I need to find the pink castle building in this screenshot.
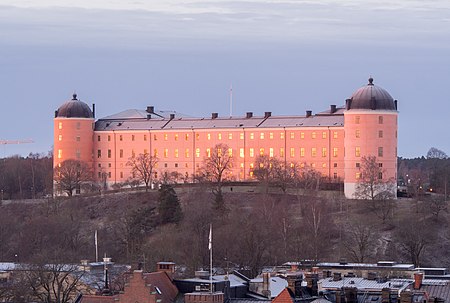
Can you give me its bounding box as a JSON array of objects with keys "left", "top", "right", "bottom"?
[{"left": 53, "top": 78, "right": 398, "bottom": 198}]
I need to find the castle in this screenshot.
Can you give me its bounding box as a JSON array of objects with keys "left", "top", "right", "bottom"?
[{"left": 53, "top": 78, "right": 398, "bottom": 198}]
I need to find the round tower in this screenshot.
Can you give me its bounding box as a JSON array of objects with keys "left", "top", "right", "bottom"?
[
  {"left": 343, "top": 78, "right": 398, "bottom": 199},
  {"left": 54, "top": 94, "right": 95, "bottom": 192}
]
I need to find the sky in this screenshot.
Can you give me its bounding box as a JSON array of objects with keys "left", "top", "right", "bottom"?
[{"left": 0, "top": 0, "right": 449, "bottom": 158}]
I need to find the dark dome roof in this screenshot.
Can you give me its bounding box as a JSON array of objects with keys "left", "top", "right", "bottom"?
[
  {"left": 56, "top": 94, "right": 93, "bottom": 118},
  {"left": 347, "top": 78, "right": 396, "bottom": 111}
]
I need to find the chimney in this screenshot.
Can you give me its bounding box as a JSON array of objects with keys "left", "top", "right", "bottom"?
[
  {"left": 323, "top": 270, "right": 332, "bottom": 278},
  {"left": 413, "top": 272, "right": 423, "bottom": 290},
  {"left": 212, "top": 113, "right": 218, "bottom": 119},
  {"left": 146, "top": 106, "right": 155, "bottom": 114},
  {"left": 246, "top": 112, "right": 253, "bottom": 118},
  {"left": 330, "top": 104, "right": 337, "bottom": 113},
  {"left": 306, "top": 110, "right": 312, "bottom": 117},
  {"left": 147, "top": 114, "right": 151, "bottom": 120},
  {"left": 55, "top": 110, "right": 58, "bottom": 118},
  {"left": 367, "top": 272, "right": 377, "bottom": 280},
  {"left": 170, "top": 113, "right": 175, "bottom": 120},
  {"left": 345, "top": 98, "right": 352, "bottom": 110},
  {"left": 264, "top": 112, "right": 271, "bottom": 118},
  {"left": 262, "top": 272, "right": 271, "bottom": 298},
  {"left": 344, "top": 287, "right": 357, "bottom": 303},
  {"left": 92, "top": 103, "right": 96, "bottom": 118},
  {"left": 333, "top": 272, "right": 342, "bottom": 281},
  {"left": 157, "top": 262, "right": 176, "bottom": 280},
  {"left": 290, "top": 264, "right": 298, "bottom": 272},
  {"left": 400, "top": 290, "right": 412, "bottom": 303},
  {"left": 394, "top": 100, "right": 398, "bottom": 110},
  {"left": 381, "top": 288, "right": 390, "bottom": 303}
]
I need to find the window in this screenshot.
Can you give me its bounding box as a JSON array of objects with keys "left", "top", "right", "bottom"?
[
  {"left": 378, "top": 163, "right": 383, "bottom": 168},
  {"left": 240, "top": 133, "right": 244, "bottom": 140},
  {"left": 378, "top": 147, "right": 383, "bottom": 157},
  {"left": 144, "top": 134, "right": 147, "bottom": 141},
  {"left": 206, "top": 148, "right": 211, "bottom": 158},
  {"left": 175, "top": 163, "right": 178, "bottom": 168},
  {"left": 269, "top": 148, "right": 274, "bottom": 157},
  {"left": 108, "top": 149, "right": 111, "bottom": 158},
  {"left": 322, "top": 132, "right": 327, "bottom": 139},
  {"left": 174, "top": 149, "right": 179, "bottom": 158},
  {"left": 76, "top": 136, "right": 80, "bottom": 142},
  {"left": 355, "top": 147, "right": 361, "bottom": 157},
  {"left": 228, "top": 133, "right": 233, "bottom": 140},
  {"left": 185, "top": 149, "right": 189, "bottom": 158},
  {"left": 269, "top": 132, "right": 273, "bottom": 139},
  {"left": 164, "top": 134, "right": 168, "bottom": 141},
  {"left": 108, "top": 172, "right": 111, "bottom": 178},
  {"left": 131, "top": 149, "right": 135, "bottom": 157},
  {"left": 228, "top": 148, "right": 233, "bottom": 157},
  {"left": 379, "top": 116, "right": 384, "bottom": 124},
  {"left": 175, "top": 134, "right": 179, "bottom": 141},
  {"left": 290, "top": 148, "right": 295, "bottom": 157},
  {"left": 196, "top": 133, "right": 200, "bottom": 140},
  {"left": 356, "top": 162, "right": 360, "bottom": 168},
  {"left": 120, "top": 149, "right": 123, "bottom": 158},
  {"left": 322, "top": 147, "right": 327, "bottom": 157},
  {"left": 280, "top": 132, "right": 284, "bottom": 139},
  {"left": 333, "top": 163, "right": 338, "bottom": 168},
  {"left": 260, "top": 132, "right": 265, "bottom": 139},
  {"left": 250, "top": 133, "right": 254, "bottom": 140},
  {"left": 333, "top": 147, "right": 338, "bottom": 157},
  {"left": 207, "top": 133, "right": 211, "bottom": 140},
  {"left": 164, "top": 149, "right": 168, "bottom": 158},
  {"left": 355, "top": 116, "right": 360, "bottom": 124},
  {"left": 58, "top": 149, "right": 62, "bottom": 159},
  {"left": 58, "top": 135, "right": 62, "bottom": 141},
  {"left": 300, "top": 147, "right": 305, "bottom": 157},
  {"left": 153, "top": 149, "right": 158, "bottom": 157},
  {"left": 218, "top": 133, "right": 222, "bottom": 140},
  {"left": 356, "top": 129, "right": 360, "bottom": 138},
  {"left": 97, "top": 150, "right": 101, "bottom": 158},
  {"left": 300, "top": 132, "right": 305, "bottom": 139},
  {"left": 378, "top": 172, "right": 383, "bottom": 179},
  {"left": 311, "top": 148, "right": 317, "bottom": 157},
  {"left": 378, "top": 130, "right": 383, "bottom": 138},
  {"left": 144, "top": 149, "right": 148, "bottom": 155},
  {"left": 333, "top": 131, "right": 338, "bottom": 139},
  {"left": 290, "top": 132, "right": 295, "bottom": 139},
  {"left": 196, "top": 148, "right": 200, "bottom": 158},
  {"left": 108, "top": 135, "right": 111, "bottom": 141},
  {"left": 356, "top": 172, "right": 361, "bottom": 179},
  {"left": 333, "top": 172, "right": 338, "bottom": 179},
  {"left": 58, "top": 122, "right": 63, "bottom": 129},
  {"left": 97, "top": 135, "right": 101, "bottom": 142},
  {"left": 120, "top": 172, "right": 123, "bottom": 178},
  {"left": 322, "top": 163, "right": 326, "bottom": 168},
  {"left": 280, "top": 148, "right": 284, "bottom": 157},
  {"left": 312, "top": 132, "right": 316, "bottom": 139},
  {"left": 154, "top": 134, "right": 157, "bottom": 141},
  {"left": 259, "top": 148, "right": 264, "bottom": 156},
  {"left": 119, "top": 135, "right": 123, "bottom": 141},
  {"left": 76, "top": 122, "right": 81, "bottom": 130},
  {"left": 250, "top": 148, "right": 254, "bottom": 157},
  {"left": 240, "top": 148, "right": 244, "bottom": 158}
]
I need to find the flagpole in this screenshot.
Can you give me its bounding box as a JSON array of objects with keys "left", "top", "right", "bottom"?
[
  {"left": 95, "top": 230, "right": 98, "bottom": 263},
  {"left": 209, "top": 223, "right": 213, "bottom": 293}
]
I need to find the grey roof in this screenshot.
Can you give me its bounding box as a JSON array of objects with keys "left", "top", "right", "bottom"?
[
  {"left": 250, "top": 276, "right": 288, "bottom": 297},
  {"left": 56, "top": 94, "right": 94, "bottom": 118},
  {"left": 95, "top": 112, "right": 344, "bottom": 132},
  {"left": 347, "top": 78, "right": 396, "bottom": 111},
  {"left": 318, "top": 277, "right": 410, "bottom": 291}
]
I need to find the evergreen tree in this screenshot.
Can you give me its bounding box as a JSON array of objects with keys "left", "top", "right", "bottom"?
[{"left": 158, "top": 185, "right": 183, "bottom": 224}]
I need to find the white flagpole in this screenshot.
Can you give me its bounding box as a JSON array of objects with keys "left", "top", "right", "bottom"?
[
  {"left": 229, "top": 84, "right": 233, "bottom": 117},
  {"left": 95, "top": 230, "right": 98, "bottom": 263},
  {"left": 209, "top": 224, "right": 213, "bottom": 293}
]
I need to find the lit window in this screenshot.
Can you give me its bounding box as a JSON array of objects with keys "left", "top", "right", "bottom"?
[
  {"left": 240, "top": 163, "right": 244, "bottom": 168},
  {"left": 312, "top": 132, "right": 316, "bottom": 139},
  {"left": 356, "top": 130, "right": 360, "bottom": 138},
  {"left": 378, "top": 147, "right": 383, "bottom": 157},
  {"left": 185, "top": 149, "right": 189, "bottom": 158},
  {"left": 259, "top": 148, "right": 264, "bottom": 156},
  {"left": 260, "top": 133, "right": 265, "bottom": 139},
  {"left": 207, "top": 133, "right": 211, "bottom": 140},
  {"left": 240, "top": 148, "right": 244, "bottom": 158},
  {"left": 379, "top": 130, "right": 383, "bottom": 138},
  {"left": 355, "top": 147, "right": 361, "bottom": 157},
  {"left": 355, "top": 116, "right": 360, "bottom": 124},
  {"left": 250, "top": 133, "right": 254, "bottom": 140},
  {"left": 97, "top": 150, "right": 101, "bottom": 158},
  {"left": 164, "top": 149, "right": 168, "bottom": 158},
  {"left": 206, "top": 148, "right": 211, "bottom": 158},
  {"left": 280, "top": 132, "right": 284, "bottom": 139},
  {"left": 290, "top": 148, "right": 295, "bottom": 157},
  {"left": 269, "top": 132, "right": 273, "bottom": 139},
  {"left": 333, "top": 147, "right": 338, "bottom": 157},
  {"left": 229, "top": 133, "right": 233, "bottom": 140},
  {"left": 322, "top": 163, "right": 326, "bottom": 168},
  {"left": 311, "top": 148, "right": 317, "bottom": 157},
  {"left": 175, "top": 134, "right": 179, "bottom": 141},
  {"left": 250, "top": 148, "right": 254, "bottom": 157},
  {"left": 240, "top": 133, "right": 244, "bottom": 140},
  {"left": 322, "top": 132, "right": 327, "bottom": 139},
  {"left": 196, "top": 148, "right": 200, "bottom": 158},
  {"left": 322, "top": 147, "right": 327, "bottom": 157},
  {"left": 218, "top": 133, "right": 222, "bottom": 140},
  {"left": 290, "top": 132, "right": 295, "bottom": 139},
  {"left": 249, "top": 163, "right": 254, "bottom": 169},
  {"left": 269, "top": 148, "right": 274, "bottom": 157},
  {"left": 228, "top": 148, "right": 233, "bottom": 157},
  {"left": 280, "top": 148, "right": 285, "bottom": 157},
  {"left": 175, "top": 149, "right": 179, "bottom": 158},
  {"left": 58, "top": 135, "right": 62, "bottom": 141},
  {"left": 164, "top": 134, "right": 168, "bottom": 141},
  {"left": 356, "top": 172, "right": 361, "bottom": 179},
  {"left": 108, "top": 149, "right": 111, "bottom": 158},
  {"left": 311, "top": 163, "right": 316, "bottom": 168},
  {"left": 300, "top": 147, "right": 305, "bottom": 157},
  {"left": 300, "top": 132, "right": 305, "bottom": 139},
  {"left": 58, "top": 149, "right": 62, "bottom": 159},
  {"left": 58, "top": 122, "right": 62, "bottom": 130},
  {"left": 196, "top": 133, "right": 200, "bottom": 140},
  {"left": 120, "top": 149, "right": 124, "bottom": 158},
  {"left": 144, "top": 149, "right": 148, "bottom": 155},
  {"left": 152, "top": 149, "right": 157, "bottom": 157},
  {"left": 379, "top": 116, "right": 383, "bottom": 124},
  {"left": 333, "top": 131, "right": 338, "bottom": 139},
  {"left": 185, "top": 134, "right": 189, "bottom": 141}
]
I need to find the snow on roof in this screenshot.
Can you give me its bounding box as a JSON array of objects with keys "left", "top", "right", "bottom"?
[{"left": 250, "top": 276, "right": 288, "bottom": 297}]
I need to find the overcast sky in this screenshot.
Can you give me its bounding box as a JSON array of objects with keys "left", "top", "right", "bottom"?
[{"left": 0, "top": 0, "right": 449, "bottom": 158}]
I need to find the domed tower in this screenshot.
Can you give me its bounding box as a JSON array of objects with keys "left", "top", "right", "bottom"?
[
  {"left": 54, "top": 94, "right": 95, "bottom": 191},
  {"left": 344, "top": 78, "right": 398, "bottom": 198}
]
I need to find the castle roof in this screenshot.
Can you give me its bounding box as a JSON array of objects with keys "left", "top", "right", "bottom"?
[
  {"left": 346, "top": 78, "right": 396, "bottom": 111},
  {"left": 56, "top": 94, "right": 94, "bottom": 118}
]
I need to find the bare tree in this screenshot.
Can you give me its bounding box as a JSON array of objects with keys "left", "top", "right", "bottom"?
[
  {"left": 355, "top": 156, "right": 394, "bottom": 200},
  {"left": 198, "top": 143, "right": 234, "bottom": 211},
  {"left": 343, "top": 222, "right": 377, "bottom": 263},
  {"left": 127, "top": 153, "right": 158, "bottom": 192},
  {"left": 252, "top": 155, "right": 278, "bottom": 193},
  {"left": 54, "top": 160, "right": 93, "bottom": 196},
  {"left": 427, "top": 195, "right": 448, "bottom": 220},
  {"left": 427, "top": 147, "right": 448, "bottom": 159}
]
